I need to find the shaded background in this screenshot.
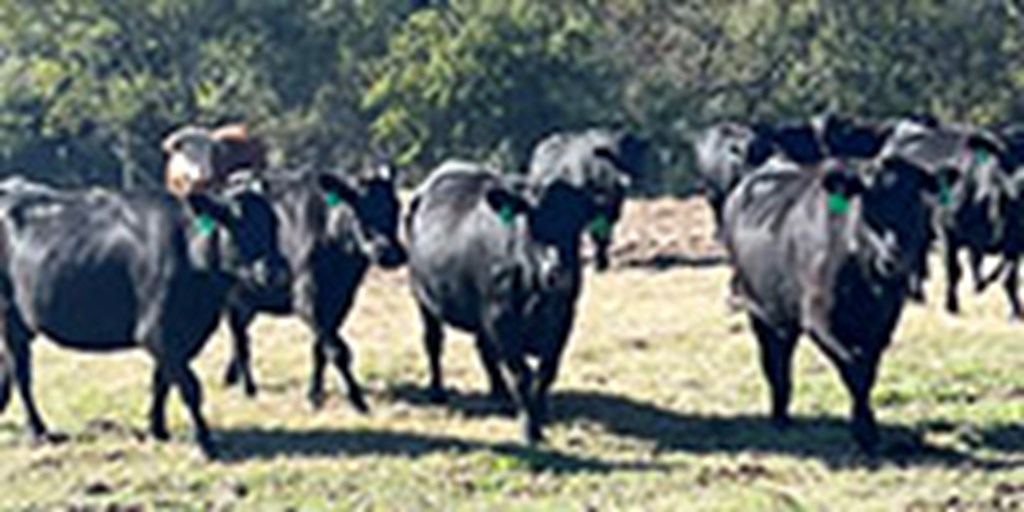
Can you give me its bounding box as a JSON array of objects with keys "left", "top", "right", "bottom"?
[{"left": 0, "top": 0, "right": 1021, "bottom": 194}]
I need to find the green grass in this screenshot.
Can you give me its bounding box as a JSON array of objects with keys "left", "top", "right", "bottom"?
[{"left": 0, "top": 261, "right": 1023, "bottom": 510}]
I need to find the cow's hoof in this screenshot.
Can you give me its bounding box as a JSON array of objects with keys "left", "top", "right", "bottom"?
[
  {"left": 150, "top": 425, "right": 171, "bottom": 442},
  {"left": 32, "top": 431, "right": 69, "bottom": 445},
  {"left": 522, "top": 420, "right": 544, "bottom": 446},
  {"left": 196, "top": 437, "right": 218, "bottom": 461},
  {"left": 427, "top": 387, "right": 448, "bottom": 405},
  {"left": 243, "top": 382, "right": 258, "bottom": 398},
  {"left": 852, "top": 425, "right": 880, "bottom": 454},
  {"left": 223, "top": 362, "right": 240, "bottom": 388},
  {"left": 307, "top": 390, "right": 326, "bottom": 411},
  {"left": 770, "top": 415, "right": 792, "bottom": 431},
  {"left": 348, "top": 392, "right": 370, "bottom": 414}
]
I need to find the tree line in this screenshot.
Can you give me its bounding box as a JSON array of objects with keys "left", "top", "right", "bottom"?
[{"left": 1, "top": 0, "right": 1021, "bottom": 194}]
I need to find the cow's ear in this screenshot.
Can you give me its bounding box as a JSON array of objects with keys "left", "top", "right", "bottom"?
[
  {"left": 316, "top": 173, "right": 360, "bottom": 208},
  {"left": 485, "top": 185, "right": 532, "bottom": 226}
]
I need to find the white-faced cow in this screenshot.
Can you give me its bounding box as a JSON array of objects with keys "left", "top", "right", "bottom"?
[
  {"left": 221, "top": 163, "right": 406, "bottom": 412},
  {"left": 163, "top": 123, "right": 268, "bottom": 197},
  {"left": 528, "top": 129, "right": 643, "bottom": 271},
  {"left": 722, "top": 156, "right": 954, "bottom": 450},
  {"left": 406, "top": 161, "right": 596, "bottom": 444},
  {"left": 0, "top": 176, "right": 287, "bottom": 457}
]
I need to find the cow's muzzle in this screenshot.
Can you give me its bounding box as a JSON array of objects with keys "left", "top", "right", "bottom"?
[
  {"left": 247, "top": 257, "right": 291, "bottom": 289},
  {"left": 365, "top": 236, "right": 407, "bottom": 269}
]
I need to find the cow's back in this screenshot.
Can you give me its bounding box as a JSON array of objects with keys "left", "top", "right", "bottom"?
[
  {"left": 724, "top": 166, "right": 823, "bottom": 324},
  {"left": 0, "top": 190, "right": 206, "bottom": 351},
  {"left": 407, "top": 163, "right": 517, "bottom": 331}
]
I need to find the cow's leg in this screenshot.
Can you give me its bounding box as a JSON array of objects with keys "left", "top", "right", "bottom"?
[
  {"left": 750, "top": 316, "right": 798, "bottom": 428},
  {"left": 308, "top": 334, "right": 328, "bottom": 410},
  {"left": 592, "top": 234, "right": 611, "bottom": 271},
  {"left": 8, "top": 340, "right": 49, "bottom": 441},
  {"left": 0, "top": 353, "right": 10, "bottom": 414},
  {"left": 148, "top": 363, "right": 172, "bottom": 441},
  {"left": 533, "top": 352, "right": 564, "bottom": 425},
  {"left": 223, "top": 307, "right": 258, "bottom": 397},
  {"left": 1, "top": 308, "right": 50, "bottom": 441},
  {"left": 968, "top": 248, "right": 985, "bottom": 293},
  {"left": 169, "top": 361, "right": 215, "bottom": 458},
  {"left": 837, "top": 355, "right": 881, "bottom": 452},
  {"left": 907, "top": 243, "right": 930, "bottom": 303},
  {"left": 502, "top": 355, "right": 541, "bottom": 444},
  {"left": 944, "top": 240, "right": 962, "bottom": 314},
  {"left": 312, "top": 332, "right": 368, "bottom": 413},
  {"left": 419, "top": 305, "right": 447, "bottom": 404},
  {"left": 1004, "top": 257, "right": 1022, "bottom": 320},
  {"left": 474, "top": 333, "right": 512, "bottom": 407}
]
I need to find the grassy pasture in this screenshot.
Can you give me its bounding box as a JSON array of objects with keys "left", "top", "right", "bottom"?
[{"left": 1, "top": 206, "right": 1023, "bottom": 510}]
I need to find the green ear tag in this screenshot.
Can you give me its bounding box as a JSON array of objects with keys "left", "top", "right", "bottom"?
[
  {"left": 589, "top": 214, "right": 612, "bottom": 239},
  {"left": 325, "top": 191, "right": 343, "bottom": 208},
  {"left": 938, "top": 177, "right": 952, "bottom": 206},
  {"left": 195, "top": 214, "right": 217, "bottom": 237},
  {"left": 827, "top": 193, "right": 850, "bottom": 215},
  {"left": 498, "top": 204, "right": 516, "bottom": 226},
  {"left": 974, "top": 149, "right": 990, "bottom": 167}
]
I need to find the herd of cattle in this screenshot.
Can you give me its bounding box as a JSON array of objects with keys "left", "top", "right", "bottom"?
[{"left": 0, "top": 113, "right": 1017, "bottom": 459}]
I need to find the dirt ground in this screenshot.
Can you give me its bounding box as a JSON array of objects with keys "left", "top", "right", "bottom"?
[{"left": 606, "top": 195, "right": 726, "bottom": 269}]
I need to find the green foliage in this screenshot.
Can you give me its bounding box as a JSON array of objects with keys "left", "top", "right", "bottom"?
[{"left": 0, "top": 0, "right": 1023, "bottom": 192}]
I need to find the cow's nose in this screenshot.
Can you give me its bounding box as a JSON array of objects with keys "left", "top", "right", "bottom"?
[
  {"left": 252, "top": 258, "right": 290, "bottom": 289},
  {"left": 378, "top": 242, "right": 407, "bottom": 269}
]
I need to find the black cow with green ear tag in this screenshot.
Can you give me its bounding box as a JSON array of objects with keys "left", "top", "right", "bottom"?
[
  {"left": 219, "top": 163, "right": 406, "bottom": 413},
  {"left": 528, "top": 128, "right": 644, "bottom": 271},
  {"left": 0, "top": 176, "right": 287, "bottom": 458},
  {"left": 721, "top": 156, "right": 946, "bottom": 452},
  {"left": 406, "top": 160, "right": 596, "bottom": 445}
]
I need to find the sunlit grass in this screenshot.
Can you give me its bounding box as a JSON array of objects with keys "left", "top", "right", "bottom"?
[{"left": 0, "top": 251, "right": 1022, "bottom": 510}]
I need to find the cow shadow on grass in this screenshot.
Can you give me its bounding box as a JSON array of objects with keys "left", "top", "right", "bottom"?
[
  {"left": 214, "top": 427, "right": 666, "bottom": 474},
  {"left": 615, "top": 253, "right": 728, "bottom": 271},
  {"left": 387, "top": 383, "right": 1022, "bottom": 470}
]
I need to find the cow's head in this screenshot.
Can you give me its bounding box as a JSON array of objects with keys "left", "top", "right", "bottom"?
[
  {"left": 316, "top": 164, "right": 406, "bottom": 269},
  {"left": 823, "top": 158, "right": 959, "bottom": 281},
  {"left": 164, "top": 126, "right": 216, "bottom": 197},
  {"left": 163, "top": 123, "right": 266, "bottom": 197},
  {"left": 185, "top": 179, "right": 290, "bottom": 290},
  {"left": 485, "top": 177, "right": 595, "bottom": 291},
  {"left": 585, "top": 145, "right": 633, "bottom": 271},
  {"left": 821, "top": 114, "right": 891, "bottom": 159}
]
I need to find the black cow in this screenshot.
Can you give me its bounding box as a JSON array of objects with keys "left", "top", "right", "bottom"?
[
  {"left": 221, "top": 164, "right": 406, "bottom": 411},
  {"left": 0, "top": 177, "right": 286, "bottom": 457},
  {"left": 695, "top": 115, "right": 891, "bottom": 231},
  {"left": 722, "top": 157, "right": 952, "bottom": 449},
  {"left": 883, "top": 121, "right": 1024, "bottom": 317},
  {"left": 528, "top": 128, "right": 643, "bottom": 271},
  {"left": 406, "top": 161, "right": 595, "bottom": 443}
]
